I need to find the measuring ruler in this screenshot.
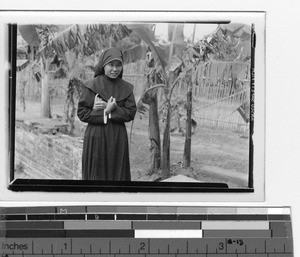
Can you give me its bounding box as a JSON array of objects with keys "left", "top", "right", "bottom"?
[{"left": 0, "top": 206, "right": 293, "bottom": 256}]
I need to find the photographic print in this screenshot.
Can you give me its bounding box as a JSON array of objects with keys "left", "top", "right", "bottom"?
[{"left": 8, "top": 12, "right": 264, "bottom": 192}]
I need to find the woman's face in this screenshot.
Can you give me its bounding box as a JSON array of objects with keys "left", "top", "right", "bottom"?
[{"left": 104, "top": 60, "right": 123, "bottom": 79}]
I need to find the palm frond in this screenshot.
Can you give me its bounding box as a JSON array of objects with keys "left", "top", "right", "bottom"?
[{"left": 39, "top": 23, "right": 131, "bottom": 58}]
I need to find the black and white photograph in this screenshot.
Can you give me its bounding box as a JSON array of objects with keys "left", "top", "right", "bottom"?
[
  {"left": 2, "top": 2, "right": 300, "bottom": 254},
  {"left": 7, "top": 12, "right": 264, "bottom": 193}
]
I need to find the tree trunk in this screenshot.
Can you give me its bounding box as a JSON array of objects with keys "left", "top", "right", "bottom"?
[
  {"left": 162, "top": 86, "right": 171, "bottom": 177},
  {"left": 40, "top": 57, "right": 51, "bottom": 118},
  {"left": 64, "top": 80, "right": 76, "bottom": 135},
  {"left": 183, "top": 80, "right": 193, "bottom": 167},
  {"left": 69, "top": 90, "right": 76, "bottom": 135},
  {"left": 147, "top": 92, "right": 161, "bottom": 174},
  {"left": 161, "top": 24, "right": 177, "bottom": 178},
  {"left": 143, "top": 74, "right": 161, "bottom": 175}
]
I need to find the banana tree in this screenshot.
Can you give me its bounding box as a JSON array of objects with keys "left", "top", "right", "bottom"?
[
  {"left": 125, "top": 24, "right": 187, "bottom": 177},
  {"left": 143, "top": 57, "right": 163, "bottom": 174},
  {"left": 123, "top": 44, "right": 163, "bottom": 174},
  {"left": 126, "top": 23, "right": 252, "bottom": 174},
  {"left": 19, "top": 25, "right": 52, "bottom": 117},
  {"left": 63, "top": 51, "right": 88, "bottom": 135}
]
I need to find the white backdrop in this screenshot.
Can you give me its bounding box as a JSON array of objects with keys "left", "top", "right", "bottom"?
[{"left": 0, "top": 0, "right": 300, "bottom": 256}]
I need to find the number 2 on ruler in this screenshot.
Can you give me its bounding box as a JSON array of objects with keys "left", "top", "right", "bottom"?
[{"left": 140, "top": 242, "right": 146, "bottom": 251}]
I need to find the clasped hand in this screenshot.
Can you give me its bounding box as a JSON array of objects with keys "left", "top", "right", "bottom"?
[
  {"left": 93, "top": 94, "right": 107, "bottom": 110},
  {"left": 93, "top": 95, "right": 117, "bottom": 114},
  {"left": 105, "top": 96, "right": 117, "bottom": 114}
]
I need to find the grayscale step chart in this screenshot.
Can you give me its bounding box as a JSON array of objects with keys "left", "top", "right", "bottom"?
[{"left": 0, "top": 206, "right": 294, "bottom": 257}]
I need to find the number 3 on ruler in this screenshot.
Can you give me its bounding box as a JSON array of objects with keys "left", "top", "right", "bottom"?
[{"left": 219, "top": 242, "right": 224, "bottom": 250}]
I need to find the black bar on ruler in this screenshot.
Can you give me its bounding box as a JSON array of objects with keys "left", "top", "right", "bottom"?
[
  {"left": 54, "top": 214, "right": 86, "bottom": 220},
  {"left": 147, "top": 214, "right": 178, "bottom": 220},
  {"left": 65, "top": 229, "right": 135, "bottom": 238},
  {"left": 117, "top": 214, "right": 147, "bottom": 220},
  {"left": 237, "top": 214, "right": 268, "bottom": 220},
  {"left": 207, "top": 214, "right": 237, "bottom": 220},
  {"left": 87, "top": 214, "right": 115, "bottom": 220},
  {"left": 27, "top": 214, "right": 55, "bottom": 220},
  {"left": 268, "top": 215, "right": 291, "bottom": 221},
  {"left": 5, "top": 221, "right": 64, "bottom": 229},
  {"left": 178, "top": 214, "right": 208, "bottom": 220},
  {"left": 6, "top": 229, "right": 66, "bottom": 238},
  {"left": 3, "top": 215, "right": 26, "bottom": 220}
]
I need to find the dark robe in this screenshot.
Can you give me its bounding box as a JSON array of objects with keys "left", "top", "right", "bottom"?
[{"left": 77, "top": 75, "right": 137, "bottom": 181}]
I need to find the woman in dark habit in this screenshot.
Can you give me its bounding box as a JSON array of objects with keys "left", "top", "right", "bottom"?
[{"left": 77, "top": 47, "right": 137, "bottom": 181}]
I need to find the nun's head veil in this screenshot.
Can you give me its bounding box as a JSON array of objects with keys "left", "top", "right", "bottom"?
[{"left": 94, "top": 47, "right": 124, "bottom": 78}]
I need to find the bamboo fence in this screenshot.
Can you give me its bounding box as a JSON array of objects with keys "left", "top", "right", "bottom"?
[{"left": 17, "top": 60, "right": 251, "bottom": 132}]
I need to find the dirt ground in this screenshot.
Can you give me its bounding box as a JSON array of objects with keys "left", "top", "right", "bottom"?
[
  {"left": 129, "top": 113, "right": 249, "bottom": 188},
  {"left": 16, "top": 101, "right": 250, "bottom": 188}
]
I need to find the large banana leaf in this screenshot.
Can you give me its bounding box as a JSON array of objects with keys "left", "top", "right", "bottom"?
[
  {"left": 126, "top": 24, "right": 169, "bottom": 69},
  {"left": 125, "top": 23, "right": 186, "bottom": 72},
  {"left": 204, "top": 23, "right": 251, "bottom": 61},
  {"left": 39, "top": 23, "right": 132, "bottom": 57},
  {"left": 19, "top": 25, "right": 41, "bottom": 47},
  {"left": 168, "top": 23, "right": 185, "bottom": 56},
  {"left": 218, "top": 23, "right": 251, "bottom": 40},
  {"left": 36, "top": 22, "right": 185, "bottom": 73},
  {"left": 123, "top": 44, "right": 148, "bottom": 63}
]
